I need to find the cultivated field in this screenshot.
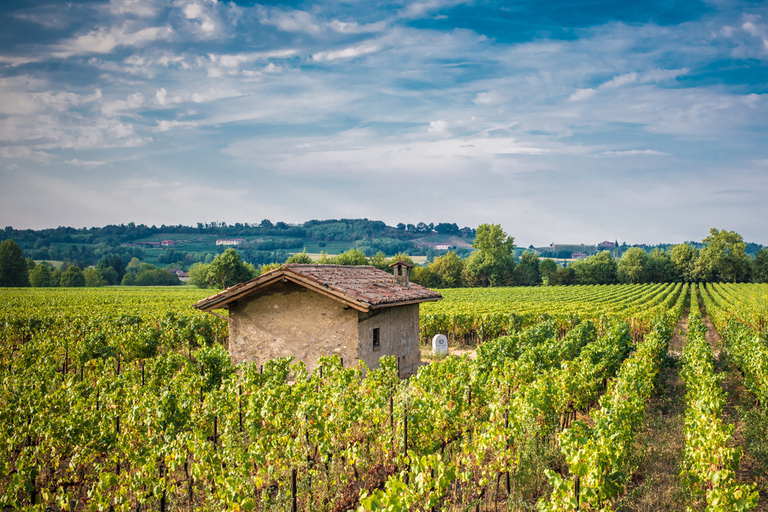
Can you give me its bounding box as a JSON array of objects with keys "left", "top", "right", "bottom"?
[{"left": 1, "top": 284, "right": 767, "bottom": 511}]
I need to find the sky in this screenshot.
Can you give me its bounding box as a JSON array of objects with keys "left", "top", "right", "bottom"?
[{"left": 1, "top": 0, "right": 767, "bottom": 247}]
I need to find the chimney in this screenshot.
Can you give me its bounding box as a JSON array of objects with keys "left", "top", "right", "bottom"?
[{"left": 389, "top": 259, "right": 413, "bottom": 287}]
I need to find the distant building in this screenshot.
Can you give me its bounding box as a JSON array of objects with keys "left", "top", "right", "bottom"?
[
  {"left": 216, "top": 238, "right": 247, "bottom": 246},
  {"left": 434, "top": 243, "right": 451, "bottom": 250},
  {"left": 170, "top": 269, "right": 189, "bottom": 282},
  {"left": 550, "top": 243, "right": 597, "bottom": 255},
  {"left": 161, "top": 240, "right": 175, "bottom": 247},
  {"left": 572, "top": 252, "right": 588, "bottom": 260},
  {"left": 598, "top": 240, "right": 617, "bottom": 249}
]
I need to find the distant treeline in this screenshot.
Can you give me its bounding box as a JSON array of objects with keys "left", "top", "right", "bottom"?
[
  {"left": 1, "top": 219, "right": 474, "bottom": 246},
  {"left": 0, "top": 219, "right": 475, "bottom": 269}
]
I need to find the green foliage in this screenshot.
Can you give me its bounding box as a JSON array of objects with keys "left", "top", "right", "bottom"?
[
  {"left": 29, "top": 263, "right": 54, "bottom": 287},
  {"left": 431, "top": 251, "right": 465, "bottom": 287},
  {"left": 83, "top": 267, "right": 107, "bottom": 287},
  {"left": 571, "top": 250, "right": 618, "bottom": 285},
  {"left": 331, "top": 248, "right": 369, "bottom": 266},
  {"left": 464, "top": 223, "right": 515, "bottom": 287},
  {"left": 548, "top": 266, "right": 575, "bottom": 285},
  {"left": 699, "top": 228, "right": 751, "bottom": 283},
  {"left": 258, "top": 262, "right": 281, "bottom": 275},
  {"left": 194, "top": 344, "right": 234, "bottom": 393},
  {"left": 678, "top": 315, "right": 759, "bottom": 509},
  {"left": 753, "top": 248, "right": 768, "bottom": 283},
  {"left": 97, "top": 254, "right": 126, "bottom": 284},
  {"left": 670, "top": 243, "right": 700, "bottom": 282},
  {"left": 188, "top": 261, "right": 210, "bottom": 287},
  {"left": 284, "top": 250, "right": 313, "bottom": 264},
  {"left": 206, "top": 248, "right": 257, "bottom": 289},
  {"left": 646, "top": 248, "right": 677, "bottom": 283},
  {"left": 514, "top": 251, "right": 542, "bottom": 286},
  {"left": 60, "top": 264, "right": 86, "bottom": 287},
  {"left": 539, "top": 258, "right": 558, "bottom": 285},
  {"left": 618, "top": 247, "right": 649, "bottom": 284},
  {"left": 121, "top": 263, "right": 181, "bottom": 286},
  {"left": 0, "top": 239, "right": 29, "bottom": 287}
]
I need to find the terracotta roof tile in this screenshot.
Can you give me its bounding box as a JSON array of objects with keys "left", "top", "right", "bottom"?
[{"left": 194, "top": 264, "right": 442, "bottom": 312}]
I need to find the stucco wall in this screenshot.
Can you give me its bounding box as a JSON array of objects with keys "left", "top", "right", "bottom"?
[
  {"left": 227, "top": 281, "right": 359, "bottom": 372},
  {"left": 357, "top": 303, "right": 421, "bottom": 376}
]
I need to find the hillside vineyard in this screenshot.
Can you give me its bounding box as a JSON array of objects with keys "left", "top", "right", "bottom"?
[{"left": 1, "top": 284, "right": 767, "bottom": 510}]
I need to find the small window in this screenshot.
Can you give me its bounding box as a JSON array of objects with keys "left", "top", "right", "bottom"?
[{"left": 372, "top": 327, "right": 381, "bottom": 350}]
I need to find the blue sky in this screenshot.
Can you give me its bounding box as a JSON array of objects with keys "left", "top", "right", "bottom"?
[{"left": 1, "top": 0, "right": 767, "bottom": 246}]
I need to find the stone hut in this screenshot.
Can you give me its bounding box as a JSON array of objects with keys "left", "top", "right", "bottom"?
[{"left": 194, "top": 262, "right": 442, "bottom": 375}]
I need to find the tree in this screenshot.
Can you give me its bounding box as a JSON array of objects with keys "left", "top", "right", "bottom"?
[
  {"left": 60, "top": 265, "right": 86, "bottom": 287},
  {"left": 285, "top": 250, "right": 313, "bottom": 264},
  {"left": 617, "top": 247, "right": 648, "bottom": 284},
  {"left": 121, "top": 262, "right": 181, "bottom": 286},
  {"left": 51, "top": 268, "right": 62, "bottom": 287},
  {"left": 84, "top": 267, "right": 107, "bottom": 287},
  {"left": 753, "top": 248, "right": 768, "bottom": 283},
  {"left": 464, "top": 224, "right": 515, "bottom": 287},
  {"left": 514, "top": 252, "right": 541, "bottom": 286},
  {"left": 207, "top": 249, "right": 257, "bottom": 289},
  {"left": 549, "top": 266, "right": 575, "bottom": 286},
  {"left": 646, "top": 249, "right": 676, "bottom": 283},
  {"left": 428, "top": 251, "right": 465, "bottom": 287},
  {"left": 29, "top": 263, "right": 54, "bottom": 287},
  {"left": 571, "top": 251, "right": 617, "bottom": 285},
  {"left": 539, "top": 258, "right": 559, "bottom": 285},
  {"left": 670, "top": 243, "right": 700, "bottom": 282},
  {"left": 699, "top": 228, "right": 750, "bottom": 282},
  {"left": 369, "top": 251, "right": 389, "bottom": 271},
  {"left": 97, "top": 254, "right": 126, "bottom": 284},
  {"left": 410, "top": 266, "right": 440, "bottom": 288},
  {"left": 0, "top": 239, "right": 30, "bottom": 287},
  {"left": 188, "top": 262, "right": 211, "bottom": 288}
]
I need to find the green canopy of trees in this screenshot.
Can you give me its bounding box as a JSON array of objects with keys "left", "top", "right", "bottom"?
[{"left": 0, "top": 239, "right": 29, "bottom": 287}]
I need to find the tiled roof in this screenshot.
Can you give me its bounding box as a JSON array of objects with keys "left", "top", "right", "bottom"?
[{"left": 194, "top": 264, "right": 442, "bottom": 312}]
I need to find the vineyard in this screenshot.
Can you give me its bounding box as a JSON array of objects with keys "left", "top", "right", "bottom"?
[{"left": 1, "top": 283, "right": 767, "bottom": 511}]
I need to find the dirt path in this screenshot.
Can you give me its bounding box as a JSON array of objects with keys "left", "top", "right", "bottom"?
[{"left": 617, "top": 298, "right": 690, "bottom": 511}]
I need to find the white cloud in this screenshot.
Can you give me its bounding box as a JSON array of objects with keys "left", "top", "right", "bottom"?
[
  {"left": 472, "top": 90, "right": 504, "bottom": 105},
  {"left": 571, "top": 68, "right": 688, "bottom": 100},
  {"left": 109, "top": 0, "right": 160, "bottom": 17},
  {"left": 0, "top": 146, "right": 52, "bottom": 161},
  {"left": 65, "top": 158, "right": 108, "bottom": 167},
  {"left": 209, "top": 49, "right": 299, "bottom": 68},
  {"left": 569, "top": 88, "right": 597, "bottom": 101},
  {"left": 155, "top": 88, "right": 168, "bottom": 105},
  {"left": 190, "top": 87, "right": 242, "bottom": 103},
  {"left": 101, "top": 92, "right": 144, "bottom": 116},
  {"left": 311, "top": 43, "right": 380, "bottom": 62},
  {"left": 428, "top": 120, "right": 448, "bottom": 133},
  {"left": 398, "top": 0, "right": 471, "bottom": 19},
  {"left": 52, "top": 25, "right": 173, "bottom": 58},
  {"left": 601, "top": 149, "right": 669, "bottom": 156},
  {"left": 154, "top": 119, "right": 198, "bottom": 132},
  {"left": 258, "top": 7, "right": 386, "bottom": 35}
]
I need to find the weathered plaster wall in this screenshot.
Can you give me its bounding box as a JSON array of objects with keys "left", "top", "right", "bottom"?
[
  {"left": 357, "top": 304, "right": 422, "bottom": 376},
  {"left": 228, "top": 282, "right": 359, "bottom": 372}
]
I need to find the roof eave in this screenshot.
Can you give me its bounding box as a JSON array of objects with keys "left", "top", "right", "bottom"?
[
  {"left": 369, "top": 295, "right": 443, "bottom": 310},
  {"left": 194, "top": 268, "right": 373, "bottom": 313}
]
